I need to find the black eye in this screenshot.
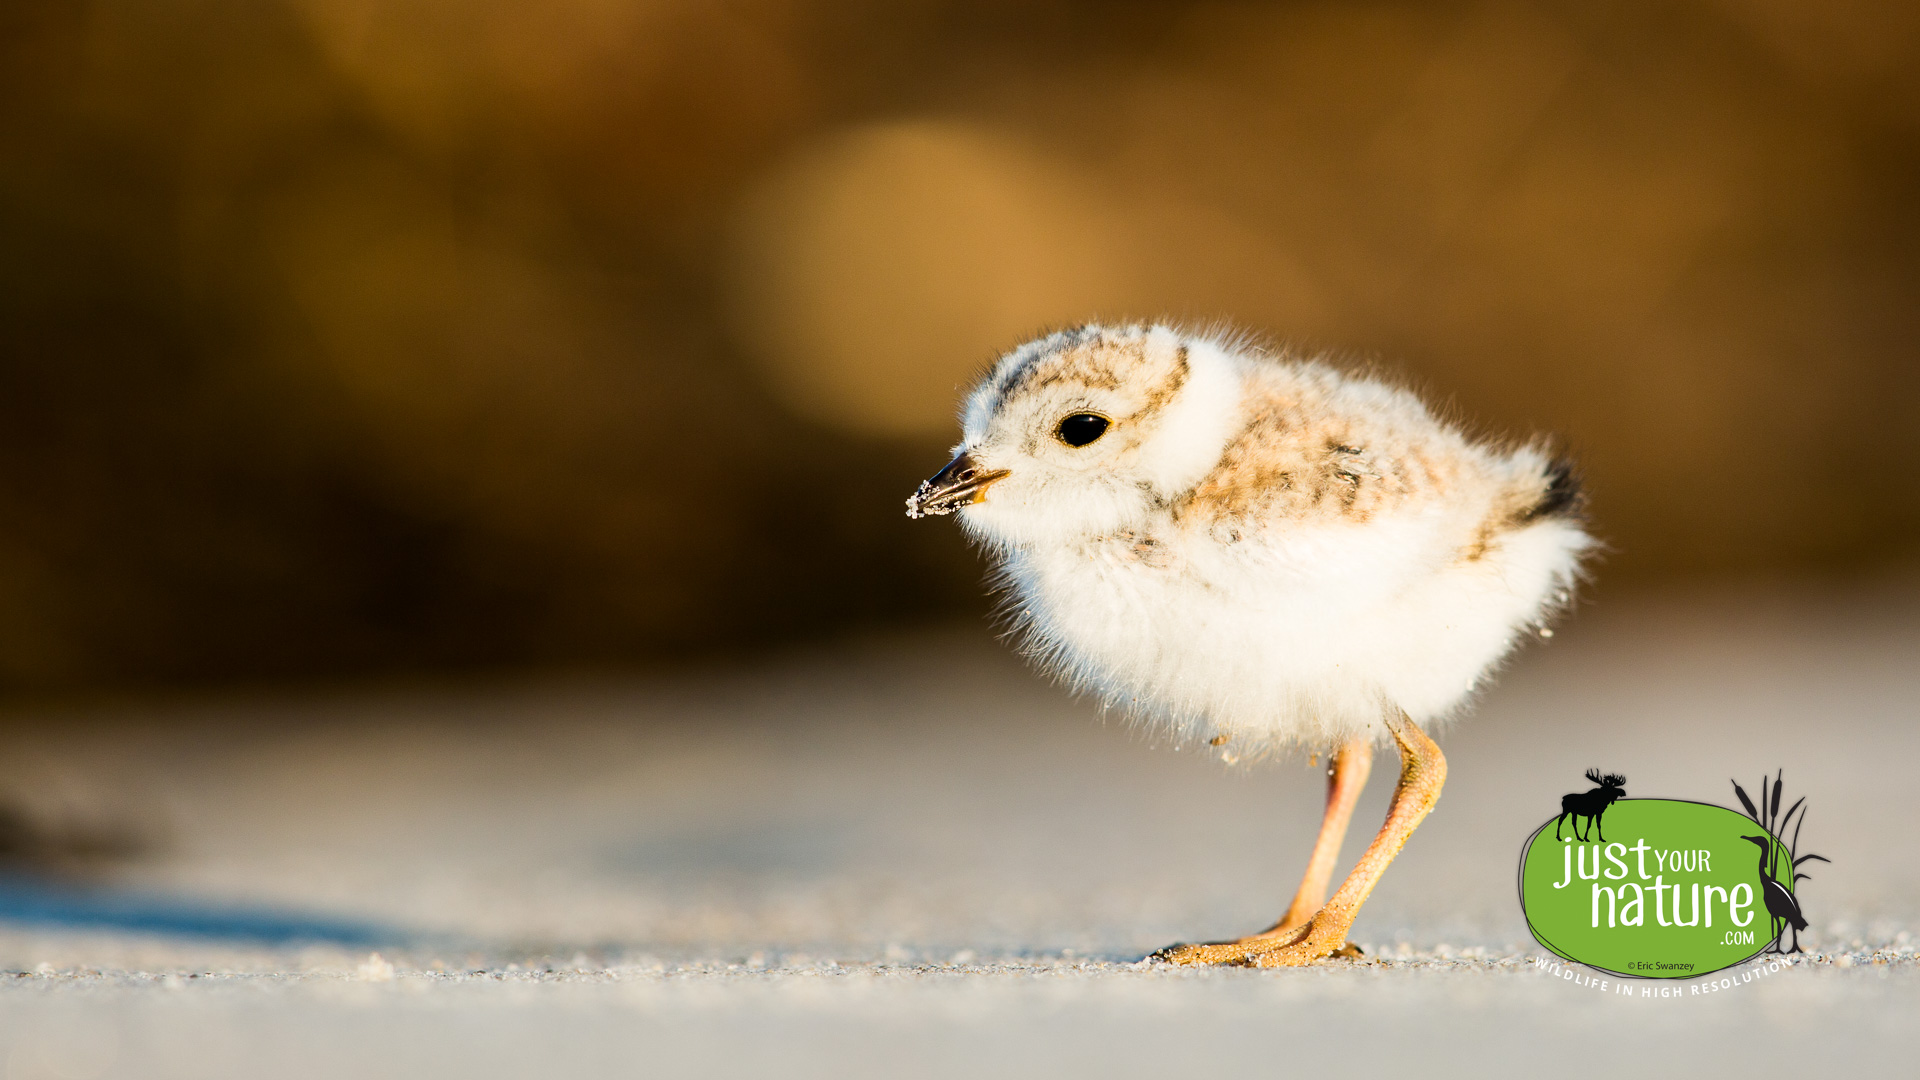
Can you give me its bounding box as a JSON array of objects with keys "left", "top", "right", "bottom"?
[{"left": 1055, "top": 412, "right": 1110, "bottom": 447}]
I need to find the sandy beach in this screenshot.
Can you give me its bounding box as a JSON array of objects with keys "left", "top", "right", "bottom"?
[{"left": 0, "top": 582, "right": 1914, "bottom": 1077}]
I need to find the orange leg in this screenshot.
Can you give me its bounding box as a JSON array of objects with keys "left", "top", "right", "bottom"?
[
  {"left": 1157, "top": 710, "right": 1445, "bottom": 967},
  {"left": 1271, "top": 739, "right": 1373, "bottom": 935}
]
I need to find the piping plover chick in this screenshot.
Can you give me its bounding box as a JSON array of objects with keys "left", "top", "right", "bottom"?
[{"left": 907, "top": 323, "right": 1591, "bottom": 966}]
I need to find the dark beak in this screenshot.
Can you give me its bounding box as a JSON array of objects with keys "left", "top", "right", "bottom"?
[{"left": 905, "top": 451, "right": 1010, "bottom": 519}]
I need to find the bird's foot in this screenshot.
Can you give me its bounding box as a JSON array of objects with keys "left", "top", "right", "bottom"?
[{"left": 1153, "top": 910, "right": 1362, "bottom": 968}]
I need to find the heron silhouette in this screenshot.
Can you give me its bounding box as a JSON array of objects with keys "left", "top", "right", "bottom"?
[
  {"left": 1731, "top": 771, "right": 1828, "bottom": 955},
  {"left": 1741, "top": 834, "right": 1808, "bottom": 954}
]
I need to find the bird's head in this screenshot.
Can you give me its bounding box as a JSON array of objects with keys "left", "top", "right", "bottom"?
[
  {"left": 905, "top": 324, "right": 1244, "bottom": 548},
  {"left": 1740, "top": 835, "right": 1772, "bottom": 850}
]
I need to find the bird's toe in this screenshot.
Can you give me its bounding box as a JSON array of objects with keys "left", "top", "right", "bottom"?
[
  {"left": 1154, "top": 916, "right": 1359, "bottom": 968},
  {"left": 1153, "top": 940, "right": 1262, "bottom": 966}
]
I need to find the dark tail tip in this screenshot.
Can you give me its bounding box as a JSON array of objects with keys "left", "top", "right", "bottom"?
[{"left": 1523, "top": 457, "right": 1585, "bottom": 523}]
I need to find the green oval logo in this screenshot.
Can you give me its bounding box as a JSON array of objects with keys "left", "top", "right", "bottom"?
[{"left": 1519, "top": 799, "right": 1798, "bottom": 978}]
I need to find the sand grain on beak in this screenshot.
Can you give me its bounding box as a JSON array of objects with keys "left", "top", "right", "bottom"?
[{"left": 905, "top": 451, "right": 1009, "bottom": 518}]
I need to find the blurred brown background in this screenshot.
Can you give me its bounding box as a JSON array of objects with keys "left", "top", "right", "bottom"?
[{"left": 2, "top": 0, "right": 1917, "bottom": 694}]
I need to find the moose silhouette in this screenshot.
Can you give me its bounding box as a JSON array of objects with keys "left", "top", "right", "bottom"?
[{"left": 1554, "top": 769, "right": 1626, "bottom": 842}]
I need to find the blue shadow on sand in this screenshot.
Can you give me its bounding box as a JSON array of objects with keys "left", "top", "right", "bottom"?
[{"left": 0, "top": 872, "right": 406, "bottom": 947}]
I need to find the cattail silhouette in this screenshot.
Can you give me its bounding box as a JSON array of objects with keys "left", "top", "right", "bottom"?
[{"left": 1732, "top": 771, "right": 1829, "bottom": 954}]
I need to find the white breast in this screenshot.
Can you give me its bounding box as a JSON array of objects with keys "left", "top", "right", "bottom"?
[{"left": 999, "top": 508, "right": 1588, "bottom": 758}]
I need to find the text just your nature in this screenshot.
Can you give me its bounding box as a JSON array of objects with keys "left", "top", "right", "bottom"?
[{"left": 1552, "top": 837, "right": 1756, "bottom": 950}]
